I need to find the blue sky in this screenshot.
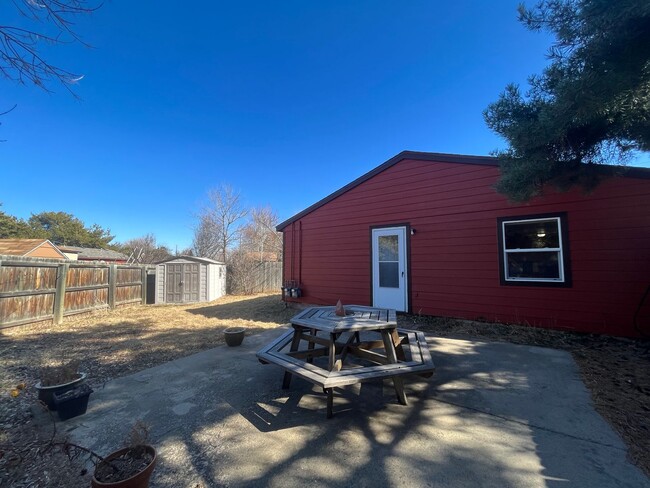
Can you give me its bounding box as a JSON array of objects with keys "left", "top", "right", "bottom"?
[{"left": 2, "top": 1, "right": 647, "bottom": 251}]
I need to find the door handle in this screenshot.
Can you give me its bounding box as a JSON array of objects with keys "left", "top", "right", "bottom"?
[{"left": 401, "top": 271, "right": 404, "bottom": 277}]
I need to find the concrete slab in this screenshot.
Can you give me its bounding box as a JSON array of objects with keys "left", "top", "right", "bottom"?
[{"left": 60, "top": 328, "right": 649, "bottom": 488}]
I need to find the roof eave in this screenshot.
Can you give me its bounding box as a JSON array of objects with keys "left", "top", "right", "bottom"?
[{"left": 276, "top": 150, "right": 498, "bottom": 231}]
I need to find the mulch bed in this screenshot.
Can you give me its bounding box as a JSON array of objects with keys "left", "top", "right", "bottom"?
[{"left": 401, "top": 314, "right": 650, "bottom": 478}]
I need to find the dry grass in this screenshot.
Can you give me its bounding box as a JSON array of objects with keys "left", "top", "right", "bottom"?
[
  {"left": 1, "top": 293, "right": 294, "bottom": 390},
  {"left": 0, "top": 293, "right": 294, "bottom": 487}
]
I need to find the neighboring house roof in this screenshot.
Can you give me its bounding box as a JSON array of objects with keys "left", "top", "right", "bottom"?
[
  {"left": 276, "top": 150, "right": 650, "bottom": 231},
  {"left": 57, "top": 246, "right": 128, "bottom": 261},
  {"left": 0, "top": 238, "right": 67, "bottom": 259},
  {"left": 156, "top": 255, "right": 225, "bottom": 265}
]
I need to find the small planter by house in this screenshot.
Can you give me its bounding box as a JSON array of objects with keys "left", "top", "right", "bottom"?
[
  {"left": 35, "top": 372, "right": 87, "bottom": 411},
  {"left": 224, "top": 327, "right": 245, "bottom": 347},
  {"left": 53, "top": 383, "right": 93, "bottom": 421},
  {"left": 92, "top": 445, "right": 157, "bottom": 488}
]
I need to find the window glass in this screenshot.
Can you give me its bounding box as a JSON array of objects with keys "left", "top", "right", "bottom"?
[
  {"left": 506, "top": 252, "right": 560, "bottom": 279},
  {"left": 379, "top": 262, "right": 399, "bottom": 288},
  {"left": 504, "top": 220, "right": 559, "bottom": 249},
  {"left": 378, "top": 235, "right": 398, "bottom": 261}
]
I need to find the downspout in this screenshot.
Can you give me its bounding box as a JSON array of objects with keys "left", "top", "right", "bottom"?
[
  {"left": 291, "top": 222, "right": 295, "bottom": 283},
  {"left": 299, "top": 220, "right": 303, "bottom": 289}
]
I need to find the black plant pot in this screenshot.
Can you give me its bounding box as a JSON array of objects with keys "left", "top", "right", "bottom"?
[
  {"left": 35, "top": 372, "right": 87, "bottom": 410},
  {"left": 224, "top": 327, "right": 245, "bottom": 347},
  {"left": 53, "top": 383, "right": 93, "bottom": 420}
]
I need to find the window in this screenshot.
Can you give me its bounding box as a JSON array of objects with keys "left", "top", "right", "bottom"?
[{"left": 497, "top": 213, "right": 571, "bottom": 286}]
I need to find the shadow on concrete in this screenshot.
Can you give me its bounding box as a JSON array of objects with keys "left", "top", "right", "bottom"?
[{"left": 40, "top": 330, "right": 649, "bottom": 488}]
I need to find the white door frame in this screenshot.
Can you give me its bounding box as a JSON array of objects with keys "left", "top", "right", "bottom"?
[{"left": 371, "top": 225, "right": 408, "bottom": 312}]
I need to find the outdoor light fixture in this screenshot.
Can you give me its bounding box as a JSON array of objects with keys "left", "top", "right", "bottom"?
[{"left": 411, "top": 228, "right": 416, "bottom": 235}]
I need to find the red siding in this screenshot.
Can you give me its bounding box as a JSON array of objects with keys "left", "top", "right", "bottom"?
[{"left": 282, "top": 158, "right": 650, "bottom": 337}]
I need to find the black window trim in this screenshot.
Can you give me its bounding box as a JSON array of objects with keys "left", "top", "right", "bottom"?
[{"left": 497, "top": 212, "right": 572, "bottom": 288}]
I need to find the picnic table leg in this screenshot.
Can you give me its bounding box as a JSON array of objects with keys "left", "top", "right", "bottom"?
[
  {"left": 381, "top": 330, "right": 408, "bottom": 406},
  {"left": 307, "top": 328, "right": 317, "bottom": 364},
  {"left": 324, "top": 333, "right": 338, "bottom": 417},
  {"left": 326, "top": 388, "right": 334, "bottom": 418},
  {"left": 282, "top": 327, "right": 303, "bottom": 389},
  {"left": 390, "top": 329, "right": 406, "bottom": 361},
  {"left": 328, "top": 333, "right": 337, "bottom": 371}
]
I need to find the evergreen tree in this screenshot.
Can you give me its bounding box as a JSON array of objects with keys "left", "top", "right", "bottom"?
[
  {"left": 0, "top": 205, "right": 33, "bottom": 238},
  {"left": 27, "top": 211, "right": 114, "bottom": 247},
  {"left": 484, "top": 0, "right": 650, "bottom": 201}
]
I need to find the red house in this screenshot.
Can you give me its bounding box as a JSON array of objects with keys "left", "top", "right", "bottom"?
[{"left": 277, "top": 151, "right": 650, "bottom": 337}]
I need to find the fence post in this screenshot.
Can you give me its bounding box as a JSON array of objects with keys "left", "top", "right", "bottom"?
[
  {"left": 53, "top": 262, "right": 69, "bottom": 325},
  {"left": 141, "top": 266, "right": 147, "bottom": 305},
  {"left": 108, "top": 264, "right": 117, "bottom": 309}
]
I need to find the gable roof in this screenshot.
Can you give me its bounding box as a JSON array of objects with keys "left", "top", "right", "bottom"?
[
  {"left": 156, "top": 255, "right": 225, "bottom": 265},
  {"left": 0, "top": 238, "right": 67, "bottom": 258},
  {"left": 276, "top": 150, "right": 650, "bottom": 231},
  {"left": 276, "top": 151, "right": 498, "bottom": 231}
]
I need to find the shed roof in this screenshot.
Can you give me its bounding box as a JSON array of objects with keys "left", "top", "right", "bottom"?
[
  {"left": 0, "top": 238, "right": 66, "bottom": 258},
  {"left": 276, "top": 150, "right": 650, "bottom": 231},
  {"left": 156, "top": 255, "right": 225, "bottom": 265}
]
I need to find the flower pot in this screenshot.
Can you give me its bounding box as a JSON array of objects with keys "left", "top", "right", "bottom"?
[
  {"left": 53, "top": 383, "right": 93, "bottom": 421},
  {"left": 35, "top": 372, "right": 87, "bottom": 411},
  {"left": 224, "top": 327, "right": 245, "bottom": 347},
  {"left": 92, "top": 445, "right": 156, "bottom": 488}
]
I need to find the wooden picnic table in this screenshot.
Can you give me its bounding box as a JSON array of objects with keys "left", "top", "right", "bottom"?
[{"left": 257, "top": 305, "right": 435, "bottom": 418}]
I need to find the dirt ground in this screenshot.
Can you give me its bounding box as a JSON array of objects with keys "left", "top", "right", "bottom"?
[{"left": 1, "top": 294, "right": 649, "bottom": 485}]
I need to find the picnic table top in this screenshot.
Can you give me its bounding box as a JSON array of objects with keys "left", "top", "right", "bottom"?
[{"left": 290, "top": 305, "right": 397, "bottom": 333}]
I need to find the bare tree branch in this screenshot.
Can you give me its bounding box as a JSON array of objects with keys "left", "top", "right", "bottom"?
[
  {"left": 1, "top": 1, "right": 101, "bottom": 96},
  {"left": 193, "top": 184, "right": 248, "bottom": 262}
]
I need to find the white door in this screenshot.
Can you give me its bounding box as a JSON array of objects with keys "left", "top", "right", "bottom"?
[{"left": 372, "top": 226, "right": 408, "bottom": 312}]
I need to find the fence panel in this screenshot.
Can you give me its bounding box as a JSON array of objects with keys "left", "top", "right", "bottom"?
[
  {"left": 0, "top": 256, "right": 153, "bottom": 329},
  {"left": 0, "top": 259, "right": 58, "bottom": 326},
  {"left": 251, "top": 262, "right": 282, "bottom": 293}
]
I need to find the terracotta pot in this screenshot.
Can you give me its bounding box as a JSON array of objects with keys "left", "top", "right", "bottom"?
[
  {"left": 91, "top": 445, "right": 156, "bottom": 488},
  {"left": 34, "top": 372, "right": 87, "bottom": 410},
  {"left": 224, "top": 327, "right": 245, "bottom": 347}
]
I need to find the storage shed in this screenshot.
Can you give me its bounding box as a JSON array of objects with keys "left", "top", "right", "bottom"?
[
  {"left": 277, "top": 150, "right": 650, "bottom": 337},
  {"left": 155, "top": 256, "right": 226, "bottom": 304}
]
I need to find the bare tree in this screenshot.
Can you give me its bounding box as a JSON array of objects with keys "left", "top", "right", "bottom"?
[
  {"left": 240, "top": 206, "right": 282, "bottom": 262},
  {"left": 192, "top": 185, "right": 248, "bottom": 262},
  {"left": 1, "top": 0, "right": 100, "bottom": 95},
  {"left": 191, "top": 214, "right": 221, "bottom": 260},
  {"left": 117, "top": 233, "right": 172, "bottom": 264},
  {"left": 227, "top": 248, "right": 259, "bottom": 294}
]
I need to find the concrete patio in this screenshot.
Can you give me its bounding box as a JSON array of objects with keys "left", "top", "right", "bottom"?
[{"left": 59, "top": 327, "right": 649, "bottom": 487}]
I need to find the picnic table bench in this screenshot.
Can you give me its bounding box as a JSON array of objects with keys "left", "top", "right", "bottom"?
[{"left": 257, "top": 305, "right": 435, "bottom": 418}]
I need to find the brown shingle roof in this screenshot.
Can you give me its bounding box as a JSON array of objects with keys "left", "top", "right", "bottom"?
[{"left": 0, "top": 239, "right": 52, "bottom": 256}]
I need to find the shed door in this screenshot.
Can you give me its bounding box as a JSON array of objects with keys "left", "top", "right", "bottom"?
[
  {"left": 182, "top": 263, "right": 200, "bottom": 302},
  {"left": 372, "top": 227, "right": 408, "bottom": 312},
  {"left": 166, "top": 264, "right": 183, "bottom": 303}
]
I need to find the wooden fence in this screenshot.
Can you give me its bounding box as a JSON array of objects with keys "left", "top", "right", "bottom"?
[
  {"left": 0, "top": 256, "right": 154, "bottom": 329},
  {"left": 249, "top": 261, "right": 283, "bottom": 293}
]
